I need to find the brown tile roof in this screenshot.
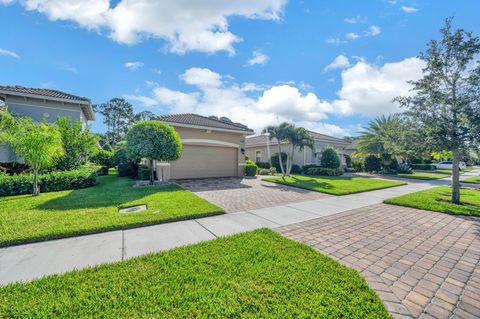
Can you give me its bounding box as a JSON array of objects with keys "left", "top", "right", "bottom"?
[
  {"left": 0, "top": 85, "right": 91, "bottom": 103},
  {"left": 154, "top": 113, "right": 254, "bottom": 133},
  {"left": 246, "top": 130, "right": 350, "bottom": 147}
]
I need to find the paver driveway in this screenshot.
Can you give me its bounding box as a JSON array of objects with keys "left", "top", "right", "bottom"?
[
  {"left": 278, "top": 203, "right": 480, "bottom": 319},
  {"left": 174, "top": 177, "right": 330, "bottom": 212}
]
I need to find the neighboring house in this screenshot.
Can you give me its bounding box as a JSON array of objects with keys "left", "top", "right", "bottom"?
[
  {"left": 154, "top": 113, "right": 254, "bottom": 180},
  {"left": 245, "top": 130, "right": 351, "bottom": 167},
  {"left": 0, "top": 85, "right": 95, "bottom": 163}
]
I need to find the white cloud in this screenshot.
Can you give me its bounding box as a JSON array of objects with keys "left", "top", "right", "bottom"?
[
  {"left": 181, "top": 67, "right": 222, "bottom": 88},
  {"left": 246, "top": 51, "right": 269, "bottom": 66},
  {"left": 0, "top": 48, "right": 20, "bottom": 59},
  {"left": 330, "top": 57, "right": 425, "bottom": 116},
  {"left": 401, "top": 6, "right": 418, "bottom": 13},
  {"left": 324, "top": 54, "right": 350, "bottom": 72},
  {"left": 59, "top": 63, "right": 78, "bottom": 74},
  {"left": 325, "top": 37, "right": 344, "bottom": 45},
  {"left": 125, "top": 61, "right": 144, "bottom": 71},
  {"left": 344, "top": 15, "right": 367, "bottom": 24},
  {"left": 364, "top": 25, "right": 381, "bottom": 36},
  {"left": 345, "top": 32, "right": 360, "bottom": 40},
  {"left": 123, "top": 94, "right": 158, "bottom": 107},
  {"left": 5, "top": 0, "right": 286, "bottom": 54}
]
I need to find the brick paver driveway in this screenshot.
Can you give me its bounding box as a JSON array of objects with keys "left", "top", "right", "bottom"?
[
  {"left": 174, "top": 177, "right": 329, "bottom": 212},
  {"left": 278, "top": 203, "right": 480, "bottom": 319}
]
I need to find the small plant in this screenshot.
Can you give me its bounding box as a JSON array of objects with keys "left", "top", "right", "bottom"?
[
  {"left": 398, "top": 163, "right": 413, "bottom": 174},
  {"left": 268, "top": 167, "right": 277, "bottom": 175},
  {"left": 364, "top": 155, "right": 382, "bottom": 173},
  {"left": 258, "top": 168, "right": 270, "bottom": 175},
  {"left": 245, "top": 160, "right": 257, "bottom": 177},
  {"left": 320, "top": 147, "right": 341, "bottom": 169},
  {"left": 138, "top": 164, "right": 151, "bottom": 180},
  {"left": 352, "top": 160, "right": 364, "bottom": 172}
]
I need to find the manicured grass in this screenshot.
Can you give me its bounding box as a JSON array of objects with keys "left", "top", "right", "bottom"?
[
  {"left": 0, "top": 173, "right": 223, "bottom": 246},
  {"left": 396, "top": 172, "right": 449, "bottom": 180},
  {"left": 263, "top": 174, "right": 405, "bottom": 195},
  {"left": 462, "top": 176, "right": 480, "bottom": 184},
  {"left": 413, "top": 169, "right": 451, "bottom": 175},
  {"left": 385, "top": 186, "right": 480, "bottom": 217},
  {"left": 0, "top": 229, "right": 390, "bottom": 318}
]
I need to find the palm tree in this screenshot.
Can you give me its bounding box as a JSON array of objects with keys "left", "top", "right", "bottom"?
[
  {"left": 284, "top": 126, "right": 315, "bottom": 175},
  {"left": 356, "top": 114, "right": 405, "bottom": 167},
  {"left": 263, "top": 123, "right": 291, "bottom": 176}
]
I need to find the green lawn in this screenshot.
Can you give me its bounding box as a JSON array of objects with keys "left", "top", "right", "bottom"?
[
  {"left": 0, "top": 229, "right": 390, "bottom": 318},
  {"left": 384, "top": 186, "right": 480, "bottom": 217},
  {"left": 263, "top": 174, "right": 405, "bottom": 195},
  {"left": 0, "top": 173, "right": 223, "bottom": 246},
  {"left": 396, "top": 172, "right": 449, "bottom": 180},
  {"left": 413, "top": 169, "right": 451, "bottom": 175},
  {"left": 462, "top": 176, "right": 480, "bottom": 184}
]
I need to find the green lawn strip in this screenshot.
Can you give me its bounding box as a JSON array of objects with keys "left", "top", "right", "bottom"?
[
  {"left": 396, "top": 172, "right": 448, "bottom": 180},
  {"left": 0, "top": 173, "right": 223, "bottom": 247},
  {"left": 263, "top": 174, "right": 405, "bottom": 195},
  {"left": 384, "top": 186, "right": 480, "bottom": 217},
  {"left": 462, "top": 176, "right": 480, "bottom": 184},
  {"left": 0, "top": 229, "right": 390, "bottom": 318},
  {"left": 413, "top": 169, "right": 452, "bottom": 175}
]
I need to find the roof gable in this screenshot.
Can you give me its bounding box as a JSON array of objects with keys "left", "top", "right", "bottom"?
[{"left": 155, "top": 113, "right": 254, "bottom": 133}]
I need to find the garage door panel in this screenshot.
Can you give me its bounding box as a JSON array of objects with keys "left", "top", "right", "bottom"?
[{"left": 171, "top": 145, "right": 237, "bottom": 179}]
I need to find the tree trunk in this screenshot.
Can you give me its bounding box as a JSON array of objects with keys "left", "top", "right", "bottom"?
[
  {"left": 33, "top": 168, "right": 40, "bottom": 196},
  {"left": 451, "top": 149, "right": 461, "bottom": 204},
  {"left": 149, "top": 159, "right": 155, "bottom": 185},
  {"left": 277, "top": 143, "right": 285, "bottom": 176}
]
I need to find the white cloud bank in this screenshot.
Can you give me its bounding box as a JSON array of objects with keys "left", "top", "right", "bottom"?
[
  {"left": 0, "top": 48, "right": 20, "bottom": 59},
  {"left": 125, "top": 57, "right": 425, "bottom": 137},
  {"left": 4, "top": 0, "right": 286, "bottom": 54}
]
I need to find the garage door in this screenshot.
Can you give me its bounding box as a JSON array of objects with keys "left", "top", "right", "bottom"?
[{"left": 170, "top": 145, "right": 238, "bottom": 179}]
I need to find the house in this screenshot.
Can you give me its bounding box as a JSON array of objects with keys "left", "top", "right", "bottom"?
[
  {"left": 0, "top": 85, "right": 95, "bottom": 163},
  {"left": 153, "top": 113, "right": 254, "bottom": 180},
  {"left": 245, "top": 130, "right": 351, "bottom": 167}
]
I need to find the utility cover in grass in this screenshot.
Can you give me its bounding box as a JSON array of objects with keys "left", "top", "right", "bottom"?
[{"left": 0, "top": 229, "right": 390, "bottom": 318}]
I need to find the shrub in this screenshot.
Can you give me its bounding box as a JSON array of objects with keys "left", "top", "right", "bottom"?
[
  {"left": 344, "top": 154, "right": 352, "bottom": 168},
  {"left": 268, "top": 167, "right": 277, "bottom": 175},
  {"left": 306, "top": 167, "right": 343, "bottom": 176},
  {"left": 398, "top": 163, "right": 413, "bottom": 174},
  {"left": 271, "top": 152, "right": 287, "bottom": 172},
  {"left": 352, "top": 160, "right": 364, "bottom": 172},
  {"left": 302, "top": 164, "right": 321, "bottom": 174},
  {"left": 245, "top": 160, "right": 257, "bottom": 177},
  {"left": 320, "top": 147, "right": 341, "bottom": 169},
  {"left": 364, "top": 155, "right": 382, "bottom": 173},
  {"left": 344, "top": 167, "right": 356, "bottom": 173},
  {"left": 258, "top": 168, "right": 270, "bottom": 175},
  {"left": 412, "top": 164, "right": 433, "bottom": 170},
  {"left": 91, "top": 150, "right": 113, "bottom": 168},
  {"left": 0, "top": 168, "right": 97, "bottom": 196},
  {"left": 389, "top": 158, "right": 399, "bottom": 170},
  {"left": 256, "top": 162, "right": 270, "bottom": 169},
  {"left": 382, "top": 167, "right": 398, "bottom": 175},
  {"left": 291, "top": 164, "right": 301, "bottom": 174},
  {"left": 118, "top": 162, "right": 138, "bottom": 178},
  {"left": 138, "top": 164, "right": 151, "bottom": 180}
]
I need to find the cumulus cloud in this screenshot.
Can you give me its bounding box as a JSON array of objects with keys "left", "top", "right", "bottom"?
[
  {"left": 246, "top": 51, "right": 269, "bottom": 66},
  {"left": 125, "top": 61, "right": 144, "bottom": 71},
  {"left": 345, "top": 32, "right": 360, "bottom": 40},
  {"left": 344, "top": 15, "right": 367, "bottom": 24},
  {"left": 364, "top": 25, "right": 381, "bottom": 36},
  {"left": 0, "top": 48, "right": 20, "bottom": 59},
  {"left": 123, "top": 94, "right": 158, "bottom": 107},
  {"left": 401, "top": 6, "right": 418, "bottom": 13},
  {"left": 4, "top": 0, "right": 286, "bottom": 54},
  {"left": 324, "top": 54, "right": 350, "bottom": 72}
]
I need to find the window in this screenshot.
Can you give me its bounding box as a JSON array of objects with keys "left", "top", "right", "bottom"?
[{"left": 255, "top": 150, "right": 262, "bottom": 163}]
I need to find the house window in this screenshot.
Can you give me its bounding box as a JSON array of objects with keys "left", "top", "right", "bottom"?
[{"left": 255, "top": 150, "right": 262, "bottom": 163}]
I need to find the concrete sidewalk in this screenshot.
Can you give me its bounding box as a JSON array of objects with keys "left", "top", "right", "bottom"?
[{"left": 0, "top": 169, "right": 478, "bottom": 285}]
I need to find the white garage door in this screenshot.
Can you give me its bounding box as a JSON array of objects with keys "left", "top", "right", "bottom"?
[{"left": 170, "top": 145, "right": 238, "bottom": 179}]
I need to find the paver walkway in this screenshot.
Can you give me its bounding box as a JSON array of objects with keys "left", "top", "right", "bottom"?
[
  {"left": 174, "top": 176, "right": 330, "bottom": 212},
  {"left": 277, "top": 204, "right": 480, "bottom": 319}
]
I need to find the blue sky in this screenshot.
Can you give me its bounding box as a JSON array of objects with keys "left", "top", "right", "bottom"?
[{"left": 1, "top": 0, "right": 479, "bottom": 136}]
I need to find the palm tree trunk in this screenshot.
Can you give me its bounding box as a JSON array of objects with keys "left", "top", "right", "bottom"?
[
  {"left": 451, "top": 148, "right": 461, "bottom": 204},
  {"left": 33, "top": 167, "right": 40, "bottom": 196},
  {"left": 277, "top": 143, "right": 285, "bottom": 176}
]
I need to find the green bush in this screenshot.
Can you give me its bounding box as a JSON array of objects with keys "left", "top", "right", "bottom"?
[
  {"left": 138, "top": 164, "right": 151, "bottom": 180},
  {"left": 352, "top": 160, "right": 364, "bottom": 172},
  {"left": 364, "top": 155, "right": 382, "bottom": 173},
  {"left": 412, "top": 164, "right": 433, "bottom": 170},
  {"left": 118, "top": 162, "right": 139, "bottom": 178},
  {"left": 389, "top": 158, "right": 399, "bottom": 170},
  {"left": 305, "top": 167, "right": 343, "bottom": 176},
  {"left": 382, "top": 167, "right": 398, "bottom": 175},
  {"left": 268, "top": 167, "right": 277, "bottom": 175},
  {"left": 0, "top": 168, "right": 97, "bottom": 196},
  {"left": 245, "top": 160, "right": 257, "bottom": 176},
  {"left": 301, "top": 164, "right": 321, "bottom": 174},
  {"left": 91, "top": 150, "right": 113, "bottom": 168},
  {"left": 258, "top": 168, "right": 270, "bottom": 175},
  {"left": 398, "top": 163, "right": 413, "bottom": 174},
  {"left": 255, "top": 162, "right": 270, "bottom": 169},
  {"left": 271, "top": 152, "right": 287, "bottom": 172},
  {"left": 320, "top": 147, "right": 341, "bottom": 169},
  {"left": 344, "top": 154, "right": 352, "bottom": 168},
  {"left": 291, "top": 164, "right": 301, "bottom": 174}
]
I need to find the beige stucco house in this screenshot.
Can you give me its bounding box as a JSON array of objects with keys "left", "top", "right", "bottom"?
[
  {"left": 245, "top": 130, "right": 351, "bottom": 167},
  {"left": 153, "top": 114, "right": 254, "bottom": 180},
  {"left": 0, "top": 85, "right": 95, "bottom": 163}
]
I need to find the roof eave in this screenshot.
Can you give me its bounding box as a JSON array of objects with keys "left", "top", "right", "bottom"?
[{"left": 160, "top": 121, "right": 254, "bottom": 135}]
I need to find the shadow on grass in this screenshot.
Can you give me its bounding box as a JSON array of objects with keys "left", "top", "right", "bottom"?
[
  {"left": 37, "top": 174, "right": 181, "bottom": 211},
  {"left": 274, "top": 175, "right": 356, "bottom": 190}
]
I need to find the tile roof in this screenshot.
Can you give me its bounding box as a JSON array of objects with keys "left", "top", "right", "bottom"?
[
  {"left": 0, "top": 85, "right": 91, "bottom": 103},
  {"left": 246, "top": 130, "right": 350, "bottom": 147},
  {"left": 154, "top": 113, "right": 254, "bottom": 133}
]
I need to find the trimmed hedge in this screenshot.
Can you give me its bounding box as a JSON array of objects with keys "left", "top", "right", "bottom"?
[
  {"left": 412, "top": 164, "right": 433, "bottom": 170},
  {"left": 245, "top": 160, "right": 257, "bottom": 177},
  {"left": 302, "top": 164, "right": 321, "bottom": 174},
  {"left": 0, "top": 168, "right": 97, "bottom": 196},
  {"left": 255, "top": 162, "right": 270, "bottom": 169},
  {"left": 305, "top": 167, "right": 343, "bottom": 176}
]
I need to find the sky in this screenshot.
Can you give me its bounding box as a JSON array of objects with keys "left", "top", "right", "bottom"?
[{"left": 1, "top": 0, "right": 479, "bottom": 136}]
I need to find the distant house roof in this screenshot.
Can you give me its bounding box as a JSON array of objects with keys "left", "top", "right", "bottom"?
[
  {"left": 154, "top": 113, "right": 254, "bottom": 134},
  {"left": 0, "top": 85, "right": 95, "bottom": 120},
  {"left": 245, "top": 130, "right": 350, "bottom": 147}
]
